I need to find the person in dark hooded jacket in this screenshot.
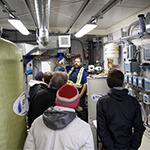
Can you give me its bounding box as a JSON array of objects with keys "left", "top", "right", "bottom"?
[
  {"left": 23, "top": 84, "right": 94, "bottom": 150},
  {"left": 97, "top": 68, "right": 145, "bottom": 150},
  {"left": 28, "top": 71, "right": 68, "bottom": 128},
  {"left": 28, "top": 71, "right": 46, "bottom": 101}
]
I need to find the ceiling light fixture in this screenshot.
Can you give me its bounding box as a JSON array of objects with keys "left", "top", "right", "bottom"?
[
  {"left": 74, "top": 23, "right": 97, "bottom": 38},
  {"left": 74, "top": 0, "right": 120, "bottom": 38},
  {"left": 8, "top": 17, "right": 30, "bottom": 35}
]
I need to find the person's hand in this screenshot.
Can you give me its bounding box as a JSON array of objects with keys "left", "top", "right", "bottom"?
[
  {"left": 76, "top": 106, "right": 83, "bottom": 111},
  {"left": 55, "top": 59, "right": 58, "bottom": 65},
  {"left": 79, "top": 93, "right": 82, "bottom": 98}
]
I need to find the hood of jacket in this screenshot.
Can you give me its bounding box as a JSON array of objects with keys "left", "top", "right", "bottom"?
[
  {"left": 43, "top": 106, "right": 76, "bottom": 130},
  {"left": 29, "top": 79, "right": 48, "bottom": 87},
  {"left": 108, "top": 87, "right": 129, "bottom": 101}
]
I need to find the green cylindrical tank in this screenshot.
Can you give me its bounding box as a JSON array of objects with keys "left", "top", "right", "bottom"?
[{"left": 0, "top": 38, "right": 26, "bottom": 149}]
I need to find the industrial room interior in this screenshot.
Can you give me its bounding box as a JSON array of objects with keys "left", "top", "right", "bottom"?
[{"left": 1, "top": 0, "right": 150, "bottom": 149}]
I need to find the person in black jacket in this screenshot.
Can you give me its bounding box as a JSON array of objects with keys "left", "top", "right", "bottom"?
[
  {"left": 96, "top": 68, "right": 145, "bottom": 150},
  {"left": 28, "top": 72, "right": 68, "bottom": 127},
  {"left": 28, "top": 71, "right": 46, "bottom": 102},
  {"left": 29, "top": 71, "right": 54, "bottom": 101}
]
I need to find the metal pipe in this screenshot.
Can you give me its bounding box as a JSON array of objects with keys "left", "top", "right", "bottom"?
[
  {"left": 127, "top": 20, "right": 139, "bottom": 36},
  {"left": 0, "top": 0, "right": 16, "bottom": 18},
  {"left": 34, "top": 0, "right": 51, "bottom": 46},
  {"left": 65, "top": 0, "right": 90, "bottom": 34},
  {"left": 24, "top": 0, "right": 38, "bottom": 28},
  {"left": 106, "top": 33, "right": 147, "bottom": 44},
  {"left": 87, "top": 0, "right": 120, "bottom": 23}
]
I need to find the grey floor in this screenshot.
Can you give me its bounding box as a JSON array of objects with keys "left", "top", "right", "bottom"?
[{"left": 139, "top": 134, "right": 150, "bottom": 150}]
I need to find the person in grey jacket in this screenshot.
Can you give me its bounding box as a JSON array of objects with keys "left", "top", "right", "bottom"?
[
  {"left": 24, "top": 84, "right": 94, "bottom": 150},
  {"left": 97, "top": 68, "right": 145, "bottom": 150}
]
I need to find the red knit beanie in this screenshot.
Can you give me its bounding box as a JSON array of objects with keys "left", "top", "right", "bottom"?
[{"left": 55, "top": 84, "right": 80, "bottom": 109}]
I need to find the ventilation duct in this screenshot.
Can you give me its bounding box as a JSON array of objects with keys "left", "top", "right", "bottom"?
[
  {"left": 38, "top": 35, "right": 71, "bottom": 50},
  {"left": 34, "top": 0, "right": 51, "bottom": 46}
]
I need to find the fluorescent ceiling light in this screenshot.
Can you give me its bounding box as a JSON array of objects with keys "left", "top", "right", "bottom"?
[
  {"left": 8, "top": 18, "right": 30, "bottom": 35},
  {"left": 74, "top": 23, "right": 97, "bottom": 38}
]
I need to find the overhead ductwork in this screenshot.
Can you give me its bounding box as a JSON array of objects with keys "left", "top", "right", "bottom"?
[{"left": 34, "top": 0, "right": 51, "bottom": 46}]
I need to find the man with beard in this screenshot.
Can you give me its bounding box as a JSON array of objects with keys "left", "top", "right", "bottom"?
[{"left": 55, "top": 57, "right": 88, "bottom": 122}]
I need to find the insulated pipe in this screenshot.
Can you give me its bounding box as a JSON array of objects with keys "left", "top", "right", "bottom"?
[
  {"left": 24, "top": 0, "right": 38, "bottom": 28},
  {"left": 34, "top": 0, "right": 51, "bottom": 46},
  {"left": 127, "top": 20, "right": 139, "bottom": 36}
]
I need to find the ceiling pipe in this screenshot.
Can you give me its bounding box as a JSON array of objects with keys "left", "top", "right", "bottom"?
[
  {"left": 87, "top": 0, "right": 120, "bottom": 24},
  {"left": 24, "top": 0, "right": 38, "bottom": 29},
  {"left": 73, "top": 0, "right": 120, "bottom": 38},
  {"left": 34, "top": 0, "right": 51, "bottom": 46},
  {"left": 0, "top": 0, "right": 16, "bottom": 18},
  {"left": 65, "top": 0, "right": 90, "bottom": 34}
]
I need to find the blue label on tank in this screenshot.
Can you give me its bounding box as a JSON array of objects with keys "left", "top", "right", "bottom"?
[
  {"left": 13, "top": 92, "right": 28, "bottom": 116},
  {"left": 91, "top": 94, "right": 104, "bottom": 102},
  {"left": 27, "top": 69, "right": 33, "bottom": 76}
]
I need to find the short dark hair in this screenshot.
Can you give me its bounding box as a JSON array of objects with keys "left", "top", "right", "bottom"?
[
  {"left": 44, "top": 71, "right": 54, "bottom": 85},
  {"left": 107, "top": 68, "right": 124, "bottom": 88},
  {"left": 75, "top": 57, "right": 82, "bottom": 62},
  {"left": 35, "top": 77, "right": 43, "bottom": 81},
  {"left": 50, "top": 72, "right": 68, "bottom": 89}
]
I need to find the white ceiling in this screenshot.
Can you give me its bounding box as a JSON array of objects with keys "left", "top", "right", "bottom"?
[{"left": 0, "top": 0, "right": 150, "bottom": 36}]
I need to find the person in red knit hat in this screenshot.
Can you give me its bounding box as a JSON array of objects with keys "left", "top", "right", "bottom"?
[{"left": 23, "top": 84, "right": 94, "bottom": 150}]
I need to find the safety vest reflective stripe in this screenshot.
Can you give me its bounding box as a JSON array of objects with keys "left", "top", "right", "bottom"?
[
  {"left": 67, "top": 67, "right": 74, "bottom": 76},
  {"left": 67, "top": 80, "right": 82, "bottom": 88},
  {"left": 76, "top": 67, "right": 84, "bottom": 84},
  {"left": 67, "top": 67, "right": 84, "bottom": 89}
]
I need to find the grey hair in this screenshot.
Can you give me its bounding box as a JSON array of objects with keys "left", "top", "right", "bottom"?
[{"left": 50, "top": 72, "right": 68, "bottom": 89}]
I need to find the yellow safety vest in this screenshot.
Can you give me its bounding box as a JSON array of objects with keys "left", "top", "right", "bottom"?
[{"left": 67, "top": 66, "right": 84, "bottom": 89}]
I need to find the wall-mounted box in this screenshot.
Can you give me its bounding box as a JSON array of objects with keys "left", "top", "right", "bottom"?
[
  {"left": 125, "top": 61, "right": 140, "bottom": 72},
  {"left": 144, "top": 78, "right": 150, "bottom": 92},
  {"left": 124, "top": 74, "right": 128, "bottom": 83},
  {"left": 128, "top": 75, "right": 133, "bottom": 85},
  {"left": 145, "top": 49, "right": 150, "bottom": 60},
  {"left": 138, "top": 77, "right": 144, "bottom": 88},
  {"left": 133, "top": 76, "right": 138, "bottom": 86}
]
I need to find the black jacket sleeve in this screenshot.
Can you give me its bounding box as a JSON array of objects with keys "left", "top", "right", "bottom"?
[
  {"left": 130, "top": 100, "right": 145, "bottom": 149},
  {"left": 96, "top": 99, "right": 115, "bottom": 149}
]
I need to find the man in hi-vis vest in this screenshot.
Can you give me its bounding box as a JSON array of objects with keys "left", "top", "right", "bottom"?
[{"left": 55, "top": 57, "right": 88, "bottom": 122}]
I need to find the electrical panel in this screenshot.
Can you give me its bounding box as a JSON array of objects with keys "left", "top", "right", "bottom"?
[
  {"left": 124, "top": 74, "right": 128, "bottom": 83},
  {"left": 145, "top": 49, "right": 150, "bottom": 60},
  {"left": 128, "top": 75, "right": 133, "bottom": 84},
  {"left": 144, "top": 78, "right": 150, "bottom": 92},
  {"left": 138, "top": 77, "right": 144, "bottom": 88},
  {"left": 124, "top": 61, "right": 140, "bottom": 72},
  {"left": 133, "top": 76, "right": 138, "bottom": 86},
  {"left": 128, "top": 44, "right": 137, "bottom": 60}
]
